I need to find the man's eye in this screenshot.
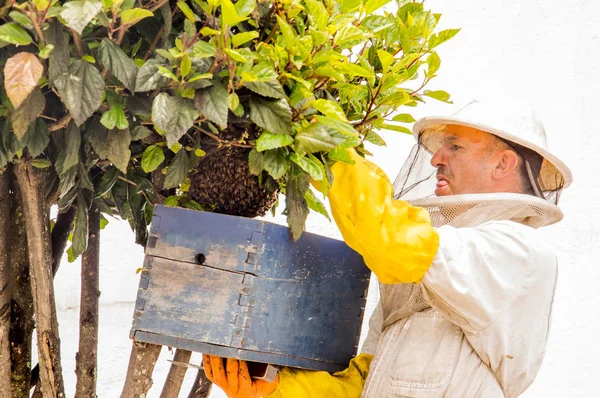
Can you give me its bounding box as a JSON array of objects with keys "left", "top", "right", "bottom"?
[{"left": 451, "top": 144, "right": 461, "bottom": 151}]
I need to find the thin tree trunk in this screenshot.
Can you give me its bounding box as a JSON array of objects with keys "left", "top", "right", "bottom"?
[
  {"left": 0, "top": 168, "right": 12, "bottom": 393},
  {"left": 75, "top": 204, "right": 100, "bottom": 397},
  {"left": 160, "top": 349, "right": 192, "bottom": 398},
  {"left": 14, "top": 162, "right": 65, "bottom": 398},
  {"left": 9, "top": 179, "right": 35, "bottom": 398},
  {"left": 187, "top": 369, "right": 212, "bottom": 398},
  {"left": 30, "top": 207, "right": 76, "bottom": 393},
  {"left": 120, "top": 341, "right": 162, "bottom": 398}
]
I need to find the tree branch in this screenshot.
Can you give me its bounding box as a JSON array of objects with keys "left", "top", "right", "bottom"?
[
  {"left": 14, "top": 162, "right": 65, "bottom": 398},
  {"left": 120, "top": 341, "right": 162, "bottom": 398},
  {"left": 0, "top": 167, "right": 12, "bottom": 394},
  {"left": 75, "top": 204, "right": 100, "bottom": 398},
  {"left": 159, "top": 349, "right": 191, "bottom": 398}
]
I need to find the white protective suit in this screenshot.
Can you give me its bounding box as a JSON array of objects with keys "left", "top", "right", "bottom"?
[{"left": 360, "top": 220, "right": 557, "bottom": 397}]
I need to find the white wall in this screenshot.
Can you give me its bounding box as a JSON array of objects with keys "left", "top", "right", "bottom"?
[{"left": 53, "top": 1, "right": 599, "bottom": 396}]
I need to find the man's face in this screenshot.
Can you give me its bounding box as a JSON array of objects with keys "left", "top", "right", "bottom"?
[{"left": 429, "top": 125, "right": 499, "bottom": 196}]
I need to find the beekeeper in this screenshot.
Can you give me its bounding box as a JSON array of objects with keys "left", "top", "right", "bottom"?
[{"left": 203, "top": 99, "right": 572, "bottom": 398}]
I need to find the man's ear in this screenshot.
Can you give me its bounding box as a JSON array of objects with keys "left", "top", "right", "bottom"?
[{"left": 492, "top": 150, "right": 520, "bottom": 180}]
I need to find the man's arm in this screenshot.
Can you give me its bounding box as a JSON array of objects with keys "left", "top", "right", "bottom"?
[{"left": 323, "top": 149, "right": 440, "bottom": 284}]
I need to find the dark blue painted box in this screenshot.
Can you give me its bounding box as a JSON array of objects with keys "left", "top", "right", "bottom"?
[{"left": 130, "top": 205, "right": 371, "bottom": 372}]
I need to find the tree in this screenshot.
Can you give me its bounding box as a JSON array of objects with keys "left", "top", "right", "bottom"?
[{"left": 0, "top": 0, "right": 457, "bottom": 396}]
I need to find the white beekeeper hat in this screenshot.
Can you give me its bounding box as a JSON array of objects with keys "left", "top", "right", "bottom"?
[{"left": 412, "top": 99, "right": 573, "bottom": 192}]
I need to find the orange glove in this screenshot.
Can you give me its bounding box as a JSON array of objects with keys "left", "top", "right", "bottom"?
[{"left": 203, "top": 355, "right": 278, "bottom": 398}]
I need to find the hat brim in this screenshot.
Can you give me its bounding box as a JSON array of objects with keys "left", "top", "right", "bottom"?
[{"left": 412, "top": 116, "right": 573, "bottom": 190}]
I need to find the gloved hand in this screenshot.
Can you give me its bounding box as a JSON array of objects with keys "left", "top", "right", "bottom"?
[
  {"left": 322, "top": 148, "right": 439, "bottom": 284},
  {"left": 203, "top": 354, "right": 278, "bottom": 398}
]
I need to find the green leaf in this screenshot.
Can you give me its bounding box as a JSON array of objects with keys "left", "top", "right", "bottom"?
[
  {"left": 249, "top": 97, "right": 292, "bottom": 134},
  {"left": 141, "top": 144, "right": 165, "bottom": 173},
  {"left": 153, "top": 93, "right": 198, "bottom": 146},
  {"left": 89, "top": 118, "right": 109, "bottom": 157},
  {"left": 276, "top": 15, "right": 296, "bottom": 51},
  {"left": 334, "top": 25, "right": 369, "bottom": 49},
  {"left": 195, "top": 83, "right": 228, "bottom": 129},
  {"left": 423, "top": 89, "right": 452, "bottom": 103},
  {"left": 99, "top": 214, "right": 109, "bottom": 229},
  {"left": 120, "top": 8, "right": 154, "bottom": 25},
  {"left": 310, "top": 99, "right": 348, "bottom": 122},
  {"left": 328, "top": 146, "right": 355, "bottom": 164},
  {"left": 285, "top": 164, "right": 309, "bottom": 241},
  {"left": 377, "top": 50, "right": 395, "bottom": 71},
  {"left": 31, "top": 159, "right": 52, "bottom": 168},
  {"left": 94, "top": 165, "right": 119, "bottom": 198},
  {"left": 163, "top": 195, "right": 179, "bottom": 206},
  {"left": 262, "top": 148, "right": 290, "bottom": 180},
  {"left": 221, "top": 0, "right": 248, "bottom": 26},
  {"left": 232, "top": 31, "right": 259, "bottom": 47},
  {"left": 105, "top": 128, "right": 131, "bottom": 173},
  {"left": 163, "top": 149, "right": 190, "bottom": 189},
  {"left": 338, "top": 0, "right": 361, "bottom": 12},
  {"left": 248, "top": 148, "right": 264, "bottom": 175},
  {"left": 23, "top": 119, "right": 50, "bottom": 158},
  {"left": 11, "top": 88, "right": 45, "bottom": 140},
  {"left": 177, "top": 1, "right": 198, "bottom": 23},
  {"left": 289, "top": 152, "right": 324, "bottom": 181},
  {"left": 256, "top": 131, "right": 294, "bottom": 152},
  {"left": 364, "top": 0, "right": 391, "bottom": 14},
  {"left": 191, "top": 40, "right": 217, "bottom": 58},
  {"left": 60, "top": 0, "right": 103, "bottom": 35},
  {"left": 9, "top": 11, "right": 33, "bottom": 28},
  {"left": 47, "top": 20, "right": 70, "bottom": 85},
  {"left": 428, "top": 28, "right": 460, "bottom": 49},
  {"left": 0, "top": 23, "right": 33, "bottom": 45},
  {"left": 71, "top": 196, "right": 89, "bottom": 260},
  {"left": 157, "top": 65, "right": 178, "bottom": 81},
  {"left": 99, "top": 39, "right": 138, "bottom": 92},
  {"left": 39, "top": 44, "right": 54, "bottom": 60},
  {"left": 100, "top": 103, "right": 129, "bottom": 130},
  {"left": 313, "top": 116, "right": 357, "bottom": 136},
  {"left": 426, "top": 52, "right": 440, "bottom": 77},
  {"left": 131, "top": 125, "right": 153, "bottom": 140},
  {"left": 305, "top": 188, "right": 330, "bottom": 220},
  {"left": 364, "top": 130, "right": 386, "bottom": 146},
  {"left": 392, "top": 113, "right": 416, "bottom": 123},
  {"left": 200, "top": 27, "right": 220, "bottom": 36},
  {"left": 336, "top": 62, "right": 375, "bottom": 78},
  {"left": 135, "top": 59, "right": 170, "bottom": 92},
  {"left": 223, "top": 48, "right": 248, "bottom": 63},
  {"left": 381, "top": 123, "right": 412, "bottom": 134},
  {"left": 55, "top": 121, "right": 81, "bottom": 175},
  {"left": 294, "top": 123, "right": 339, "bottom": 155},
  {"left": 55, "top": 60, "right": 105, "bottom": 126},
  {"left": 227, "top": 92, "right": 240, "bottom": 111},
  {"left": 180, "top": 54, "right": 192, "bottom": 78},
  {"left": 304, "top": 0, "right": 328, "bottom": 30},
  {"left": 234, "top": 0, "right": 255, "bottom": 16},
  {"left": 245, "top": 80, "right": 286, "bottom": 99}
]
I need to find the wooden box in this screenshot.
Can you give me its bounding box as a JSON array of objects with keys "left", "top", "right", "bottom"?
[{"left": 130, "top": 205, "right": 371, "bottom": 372}]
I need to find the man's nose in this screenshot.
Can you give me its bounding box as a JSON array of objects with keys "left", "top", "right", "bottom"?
[{"left": 430, "top": 148, "right": 445, "bottom": 168}]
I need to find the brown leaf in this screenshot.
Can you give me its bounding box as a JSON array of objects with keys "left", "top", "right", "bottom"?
[{"left": 4, "top": 52, "right": 44, "bottom": 110}]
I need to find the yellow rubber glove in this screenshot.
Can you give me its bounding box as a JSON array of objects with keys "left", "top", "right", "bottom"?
[
  {"left": 324, "top": 149, "right": 439, "bottom": 284},
  {"left": 203, "top": 355, "right": 278, "bottom": 398},
  {"left": 266, "top": 353, "right": 373, "bottom": 398}
]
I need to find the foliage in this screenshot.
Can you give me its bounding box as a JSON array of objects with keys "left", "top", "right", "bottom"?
[{"left": 0, "top": 0, "right": 457, "bottom": 250}]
